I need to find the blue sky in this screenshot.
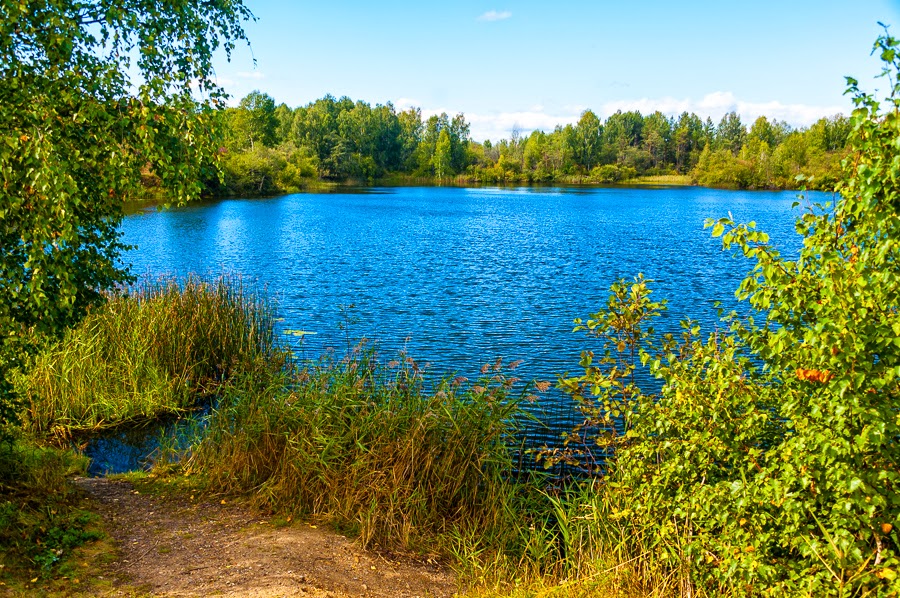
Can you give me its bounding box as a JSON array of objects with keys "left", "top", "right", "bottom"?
[{"left": 214, "top": 0, "right": 900, "bottom": 141}]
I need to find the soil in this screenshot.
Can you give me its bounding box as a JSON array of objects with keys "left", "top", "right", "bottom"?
[{"left": 73, "top": 477, "right": 458, "bottom": 598}]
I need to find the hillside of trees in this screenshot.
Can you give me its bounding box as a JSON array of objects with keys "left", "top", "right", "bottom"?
[{"left": 207, "top": 90, "right": 851, "bottom": 195}]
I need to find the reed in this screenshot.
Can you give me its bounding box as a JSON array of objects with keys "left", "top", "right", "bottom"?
[
  {"left": 449, "top": 475, "right": 701, "bottom": 597},
  {"left": 18, "top": 275, "right": 281, "bottom": 437},
  {"left": 184, "top": 348, "right": 536, "bottom": 552},
  {"left": 15, "top": 276, "right": 700, "bottom": 594},
  {"left": 623, "top": 174, "right": 694, "bottom": 186}
]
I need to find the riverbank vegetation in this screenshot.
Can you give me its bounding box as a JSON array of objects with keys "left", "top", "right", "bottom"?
[
  {"left": 2, "top": 2, "right": 898, "bottom": 594},
  {"left": 0, "top": 0, "right": 252, "bottom": 444},
  {"left": 210, "top": 89, "right": 849, "bottom": 195},
  {"left": 190, "top": 37, "right": 899, "bottom": 594},
  {"left": 12, "top": 47, "right": 900, "bottom": 589},
  {"left": 16, "top": 277, "right": 279, "bottom": 439},
  {"left": 0, "top": 442, "right": 105, "bottom": 591}
]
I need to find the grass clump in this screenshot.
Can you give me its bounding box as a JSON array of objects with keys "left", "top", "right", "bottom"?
[
  {"left": 17, "top": 275, "right": 281, "bottom": 438},
  {"left": 183, "top": 347, "right": 537, "bottom": 554}
]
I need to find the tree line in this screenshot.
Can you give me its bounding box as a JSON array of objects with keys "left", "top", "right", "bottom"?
[{"left": 208, "top": 90, "right": 851, "bottom": 195}]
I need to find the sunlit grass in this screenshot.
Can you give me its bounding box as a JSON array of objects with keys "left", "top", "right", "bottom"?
[
  {"left": 184, "top": 348, "right": 537, "bottom": 551},
  {"left": 12, "top": 277, "right": 701, "bottom": 596},
  {"left": 624, "top": 174, "right": 694, "bottom": 186},
  {"left": 18, "top": 275, "right": 282, "bottom": 438}
]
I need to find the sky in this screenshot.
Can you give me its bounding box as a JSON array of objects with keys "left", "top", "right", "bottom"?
[{"left": 213, "top": 0, "right": 900, "bottom": 142}]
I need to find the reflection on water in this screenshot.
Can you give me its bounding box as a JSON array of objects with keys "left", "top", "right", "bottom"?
[
  {"left": 81, "top": 406, "right": 210, "bottom": 476},
  {"left": 121, "top": 186, "right": 816, "bottom": 388}
]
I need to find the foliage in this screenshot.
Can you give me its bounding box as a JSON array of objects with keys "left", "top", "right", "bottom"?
[
  {"left": 0, "top": 0, "right": 252, "bottom": 433},
  {"left": 17, "top": 276, "right": 280, "bottom": 437},
  {"left": 217, "top": 143, "right": 318, "bottom": 195},
  {"left": 213, "top": 91, "right": 848, "bottom": 194},
  {"left": 0, "top": 442, "right": 100, "bottom": 580},
  {"left": 231, "top": 90, "right": 278, "bottom": 149},
  {"left": 550, "top": 33, "right": 900, "bottom": 596}
]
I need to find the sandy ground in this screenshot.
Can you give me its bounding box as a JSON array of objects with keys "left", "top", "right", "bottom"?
[{"left": 74, "top": 477, "right": 457, "bottom": 598}]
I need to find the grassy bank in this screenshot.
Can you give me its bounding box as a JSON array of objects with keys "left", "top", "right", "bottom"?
[
  {"left": 13, "top": 254, "right": 899, "bottom": 597},
  {"left": 377, "top": 173, "right": 695, "bottom": 189},
  {"left": 622, "top": 174, "right": 694, "bottom": 186},
  {"left": 18, "top": 276, "right": 281, "bottom": 439},
  {"left": 10, "top": 276, "right": 694, "bottom": 595},
  {"left": 184, "top": 350, "right": 533, "bottom": 551}
]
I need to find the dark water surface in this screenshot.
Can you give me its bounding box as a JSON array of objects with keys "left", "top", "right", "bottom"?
[{"left": 117, "top": 186, "right": 826, "bottom": 450}]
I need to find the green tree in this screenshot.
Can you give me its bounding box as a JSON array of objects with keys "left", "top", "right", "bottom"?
[
  {"left": 546, "top": 125, "right": 575, "bottom": 174},
  {"left": 291, "top": 95, "right": 343, "bottom": 177},
  {"left": 808, "top": 114, "right": 852, "bottom": 152},
  {"left": 432, "top": 129, "right": 452, "bottom": 179},
  {"left": 397, "top": 107, "right": 423, "bottom": 171},
  {"left": 641, "top": 111, "right": 672, "bottom": 170},
  {"left": 573, "top": 110, "right": 603, "bottom": 171},
  {"left": 747, "top": 115, "right": 790, "bottom": 150},
  {"left": 673, "top": 111, "right": 705, "bottom": 173},
  {"left": 371, "top": 103, "right": 402, "bottom": 173},
  {"left": 417, "top": 112, "right": 470, "bottom": 176},
  {"left": 273, "top": 102, "right": 294, "bottom": 145},
  {"left": 716, "top": 110, "right": 747, "bottom": 155},
  {"left": 772, "top": 131, "right": 809, "bottom": 180},
  {"left": 0, "top": 0, "right": 251, "bottom": 430},
  {"left": 602, "top": 110, "right": 643, "bottom": 164},
  {"left": 447, "top": 114, "right": 470, "bottom": 173},
  {"left": 232, "top": 90, "right": 277, "bottom": 150}
]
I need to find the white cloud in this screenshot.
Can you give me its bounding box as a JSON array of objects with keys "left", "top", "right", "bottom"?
[
  {"left": 463, "top": 109, "right": 582, "bottom": 142},
  {"left": 477, "top": 10, "right": 512, "bottom": 22},
  {"left": 598, "top": 92, "right": 845, "bottom": 128},
  {"left": 399, "top": 92, "right": 847, "bottom": 143},
  {"left": 395, "top": 97, "right": 421, "bottom": 111},
  {"left": 430, "top": 95, "right": 845, "bottom": 142},
  {"left": 236, "top": 71, "right": 266, "bottom": 80}
]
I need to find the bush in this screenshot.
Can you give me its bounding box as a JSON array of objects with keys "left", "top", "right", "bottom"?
[
  {"left": 554, "top": 33, "right": 900, "bottom": 596},
  {"left": 0, "top": 443, "right": 99, "bottom": 579}
]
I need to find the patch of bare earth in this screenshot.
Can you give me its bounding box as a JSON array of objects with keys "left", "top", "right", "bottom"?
[{"left": 75, "top": 477, "right": 457, "bottom": 597}]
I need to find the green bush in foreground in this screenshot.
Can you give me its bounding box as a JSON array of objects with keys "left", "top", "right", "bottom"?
[
  {"left": 553, "top": 33, "right": 900, "bottom": 597},
  {"left": 17, "top": 276, "right": 280, "bottom": 437}
]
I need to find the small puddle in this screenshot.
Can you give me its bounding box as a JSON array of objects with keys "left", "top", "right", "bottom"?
[{"left": 80, "top": 403, "right": 213, "bottom": 476}]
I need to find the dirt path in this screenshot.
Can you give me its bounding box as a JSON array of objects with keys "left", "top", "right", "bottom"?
[{"left": 75, "top": 478, "right": 457, "bottom": 598}]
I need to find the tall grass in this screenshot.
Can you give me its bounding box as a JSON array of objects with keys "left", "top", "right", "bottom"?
[
  {"left": 180, "top": 343, "right": 700, "bottom": 594},
  {"left": 15, "top": 275, "right": 701, "bottom": 594},
  {"left": 185, "top": 348, "right": 538, "bottom": 552},
  {"left": 18, "top": 275, "right": 281, "bottom": 437}
]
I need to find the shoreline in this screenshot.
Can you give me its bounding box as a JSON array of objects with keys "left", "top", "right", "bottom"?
[{"left": 125, "top": 174, "right": 826, "bottom": 209}]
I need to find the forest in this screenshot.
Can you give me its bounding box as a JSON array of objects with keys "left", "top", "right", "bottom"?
[{"left": 203, "top": 90, "right": 852, "bottom": 195}]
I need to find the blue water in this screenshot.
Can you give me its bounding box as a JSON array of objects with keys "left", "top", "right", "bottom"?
[{"left": 119, "top": 186, "right": 826, "bottom": 443}]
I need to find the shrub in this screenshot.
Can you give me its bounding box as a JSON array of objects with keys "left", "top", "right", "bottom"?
[{"left": 554, "top": 33, "right": 900, "bottom": 597}]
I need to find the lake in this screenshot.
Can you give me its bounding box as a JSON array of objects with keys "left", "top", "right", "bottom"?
[{"left": 120, "top": 185, "right": 826, "bottom": 436}]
